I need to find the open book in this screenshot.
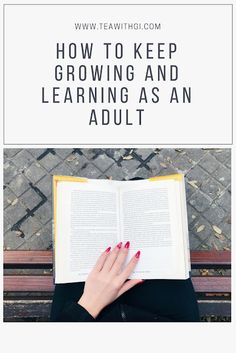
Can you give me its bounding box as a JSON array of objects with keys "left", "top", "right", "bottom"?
[{"left": 53, "top": 174, "right": 190, "bottom": 283}]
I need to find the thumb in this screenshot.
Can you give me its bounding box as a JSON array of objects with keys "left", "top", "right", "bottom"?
[{"left": 117, "top": 279, "right": 144, "bottom": 298}]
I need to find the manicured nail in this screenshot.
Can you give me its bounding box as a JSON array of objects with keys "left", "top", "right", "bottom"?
[
  {"left": 105, "top": 246, "right": 111, "bottom": 253},
  {"left": 135, "top": 250, "right": 141, "bottom": 258},
  {"left": 124, "top": 241, "right": 130, "bottom": 249},
  {"left": 138, "top": 279, "right": 144, "bottom": 284},
  {"left": 117, "top": 242, "right": 122, "bottom": 249}
]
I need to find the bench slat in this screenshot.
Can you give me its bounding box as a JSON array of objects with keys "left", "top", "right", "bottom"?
[
  {"left": 4, "top": 276, "right": 54, "bottom": 292},
  {"left": 3, "top": 300, "right": 231, "bottom": 321},
  {"left": 3, "top": 250, "right": 231, "bottom": 265},
  {"left": 191, "top": 277, "right": 231, "bottom": 293},
  {"left": 4, "top": 300, "right": 51, "bottom": 321},
  {"left": 4, "top": 275, "right": 231, "bottom": 293},
  {"left": 4, "top": 251, "right": 53, "bottom": 265},
  {"left": 198, "top": 300, "right": 231, "bottom": 317},
  {"left": 191, "top": 250, "right": 231, "bottom": 265}
]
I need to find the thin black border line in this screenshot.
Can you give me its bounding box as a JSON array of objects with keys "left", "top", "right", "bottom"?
[
  {"left": 3, "top": 4, "right": 234, "bottom": 6},
  {"left": 3, "top": 3, "right": 234, "bottom": 146},
  {"left": 3, "top": 142, "right": 234, "bottom": 146},
  {"left": 3, "top": 4, "right": 5, "bottom": 146},
  {"left": 232, "top": 3, "right": 234, "bottom": 145}
]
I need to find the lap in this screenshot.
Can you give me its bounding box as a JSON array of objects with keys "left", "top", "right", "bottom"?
[
  {"left": 51, "top": 278, "right": 200, "bottom": 322},
  {"left": 120, "top": 278, "right": 200, "bottom": 321}
]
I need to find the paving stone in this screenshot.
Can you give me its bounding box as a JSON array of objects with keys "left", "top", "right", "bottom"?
[
  {"left": 199, "top": 153, "right": 220, "bottom": 173},
  {"left": 17, "top": 233, "right": 45, "bottom": 250},
  {"left": 184, "top": 149, "right": 205, "bottom": 162},
  {"left": 188, "top": 230, "right": 202, "bottom": 250},
  {"left": 38, "top": 153, "right": 62, "bottom": 172},
  {"left": 210, "top": 149, "right": 231, "bottom": 163},
  {"left": 207, "top": 234, "right": 231, "bottom": 251},
  {"left": 225, "top": 157, "right": 231, "bottom": 169},
  {"left": 12, "top": 150, "right": 35, "bottom": 169},
  {"left": 39, "top": 221, "right": 53, "bottom": 249},
  {"left": 4, "top": 201, "right": 26, "bottom": 226},
  {"left": 34, "top": 202, "right": 52, "bottom": 225},
  {"left": 187, "top": 204, "right": 200, "bottom": 228},
  {"left": 8, "top": 174, "right": 30, "bottom": 196},
  {"left": 78, "top": 163, "right": 102, "bottom": 179},
  {"left": 200, "top": 177, "right": 224, "bottom": 200},
  {"left": 54, "top": 148, "right": 74, "bottom": 159},
  {"left": 189, "top": 190, "right": 212, "bottom": 212},
  {"left": 132, "top": 167, "right": 151, "bottom": 180},
  {"left": 173, "top": 154, "right": 194, "bottom": 173},
  {"left": 121, "top": 158, "right": 141, "bottom": 176},
  {"left": 212, "top": 164, "right": 231, "bottom": 187},
  {"left": 20, "top": 216, "right": 42, "bottom": 240},
  {"left": 217, "top": 220, "right": 231, "bottom": 239},
  {"left": 147, "top": 156, "right": 165, "bottom": 175},
  {"left": 135, "top": 149, "right": 154, "bottom": 160},
  {"left": 4, "top": 161, "right": 19, "bottom": 184},
  {"left": 4, "top": 230, "right": 25, "bottom": 250},
  {"left": 159, "top": 148, "right": 179, "bottom": 162},
  {"left": 224, "top": 211, "right": 231, "bottom": 225},
  {"left": 64, "top": 154, "right": 89, "bottom": 173},
  {"left": 104, "top": 163, "right": 125, "bottom": 180},
  {"left": 173, "top": 149, "right": 185, "bottom": 155},
  {"left": 36, "top": 175, "right": 52, "bottom": 198},
  {"left": 191, "top": 217, "right": 213, "bottom": 242},
  {"left": 185, "top": 182, "right": 196, "bottom": 200},
  {"left": 92, "top": 154, "right": 114, "bottom": 172},
  {"left": 81, "top": 149, "right": 101, "bottom": 160},
  {"left": 105, "top": 148, "right": 126, "bottom": 161},
  {"left": 4, "top": 213, "right": 12, "bottom": 233},
  {"left": 198, "top": 242, "right": 212, "bottom": 250},
  {"left": 51, "top": 162, "right": 74, "bottom": 176},
  {"left": 4, "top": 187, "right": 17, "bottom": 209},
  {"left": 98, "top": 174, "right": 109, "bottom": 180},
  {"left": 186, "top": 165, "right": 210, "bottom": 188},
  {"left": 216, "top": 190, "right": 231, "bottom": 213},
  {"left": 4, "top": 149, "right": 21, "bottom": 158},
  {"left": 24, "top": 163, "right": 46, "bottom": 183},
  {"left": 20, "top": 188, "right": 42, "bottom": 210},
  {"left": 71, "top": 149, "right": 83, "bottom": 155},
  {"left": 203, "top": 203, "right": 226, "bottom": 226},
  {"left": 27, "top": 149, "right": 47, "bottom": 159},
  {"left": 157, "top": 165, "right": 178, "bottom": 176}
]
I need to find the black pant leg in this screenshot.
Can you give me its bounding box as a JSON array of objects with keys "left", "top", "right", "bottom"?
[
  {"left": 120, "top": 278, "right": 200, "bottom": 322},
  {"left": 50, "top": 283, "right": 124, "bottom": 321},
  {"left": 50, "top": 282, "right": 85, "bottom": 321}
]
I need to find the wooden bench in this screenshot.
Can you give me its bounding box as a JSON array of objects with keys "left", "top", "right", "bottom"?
[{"left": 3, "top": 250, "right": 231, "bottom": 321}]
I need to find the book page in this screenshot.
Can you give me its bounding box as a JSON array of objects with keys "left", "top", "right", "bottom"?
[
  {"left": 119, "top": 179, "right": 187, "bottom": 279},
  {"left": 55, "top": 179, "right": 120, "bottom": 283}
]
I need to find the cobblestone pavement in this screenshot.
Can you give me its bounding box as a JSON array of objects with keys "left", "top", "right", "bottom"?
[{"left": 4, "top": 148, "right": 231, "bottom": 251}]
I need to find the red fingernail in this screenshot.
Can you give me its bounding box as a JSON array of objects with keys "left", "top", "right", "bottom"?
[
  {"left": 105, "top": 246, "right": 111, "bottom": 253},
  {"left": 124, "top": 241, "right": 130, "bottom": 249},
  {"left": 117, "top": 242, "right": 122, "bottom": 249},
  {"left": 135, "top": 250, "right": 141, "bottom": 258}
]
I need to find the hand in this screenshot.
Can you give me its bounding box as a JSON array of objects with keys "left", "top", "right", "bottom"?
[{"left": 78, "top": 241, "right": 143, "bottom": 318}]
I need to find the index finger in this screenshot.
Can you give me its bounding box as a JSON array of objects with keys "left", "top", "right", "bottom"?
[{"left": 92, "top": 246, "right": 111, "bottom": 272}]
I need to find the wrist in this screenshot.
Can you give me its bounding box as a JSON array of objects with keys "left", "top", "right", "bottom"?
[{"left": 78, "top": 295, "right": 101, "bottom": 319}]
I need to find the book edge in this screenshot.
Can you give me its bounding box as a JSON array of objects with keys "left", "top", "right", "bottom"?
[
  {"left": 149, "top": 173, "right": 183, "bottom": 182},
  {"left": 53, "top": 175, "right": 88, "bottom": 283}
]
